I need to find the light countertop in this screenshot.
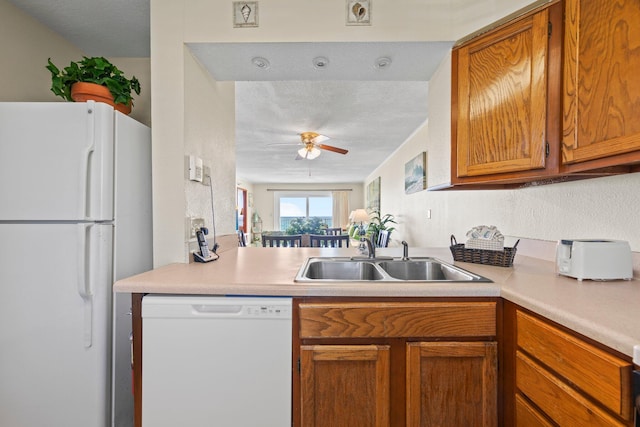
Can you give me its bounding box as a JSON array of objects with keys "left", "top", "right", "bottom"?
[{"left": 114, "top": 246, "right": 640, "bottom": 359}]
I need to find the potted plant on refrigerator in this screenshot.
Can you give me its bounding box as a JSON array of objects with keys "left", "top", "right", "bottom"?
[{"left": 46, "top": 56, "right": 141, "bottom": 115}]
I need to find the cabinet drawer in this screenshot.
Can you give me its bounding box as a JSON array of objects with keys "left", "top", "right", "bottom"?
[
  {"left": 516, "top": 351, "right": 627, "bottom": 427},
  {"left": 516, "top": 311, "right": 632, "bottom": 420},
  {"left": 515, "top": 393, "right": 553, "bottom": 427},
  {"left": 299, "top": 301, "right": 496, "bottom": 338}
]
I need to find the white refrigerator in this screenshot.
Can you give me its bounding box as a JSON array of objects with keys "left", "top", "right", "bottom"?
[{"left": 0, "top": 101, "right": 152, "bottom": 427}]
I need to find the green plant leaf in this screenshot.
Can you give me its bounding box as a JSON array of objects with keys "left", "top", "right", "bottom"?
[{"left": 45, "top": 56, "right": 141, "bottom": 106}]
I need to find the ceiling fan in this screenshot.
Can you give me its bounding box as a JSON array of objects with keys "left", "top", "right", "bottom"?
[{"left": 295, "top": 132, "right": 349, "bottom": 160}]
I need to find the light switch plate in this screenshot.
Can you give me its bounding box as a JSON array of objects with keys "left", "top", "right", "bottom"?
[
  {"left": 634, "top": 344, "right": 640, "bottom": 365},
  {"left": 189, "top": 155, "right": 203, "bottom": 182}
]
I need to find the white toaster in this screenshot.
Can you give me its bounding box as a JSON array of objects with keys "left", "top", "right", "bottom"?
[{"left": 556, "top": 239, "right": 633, "bottom": 281}]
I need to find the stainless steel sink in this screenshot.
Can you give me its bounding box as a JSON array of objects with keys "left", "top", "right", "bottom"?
[
  {"left": 378, "top": 260, "right": 481, "bottom": 281},
  {"left": 304, "top": 261, "right": 384, "bottom": 281},
  {"left": 295, "top": 257, "right": 491, "bottom": 283}
]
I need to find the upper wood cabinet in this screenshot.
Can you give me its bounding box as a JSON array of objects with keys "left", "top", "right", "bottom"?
[
  {"left": 454, "top": 6, "right": 551, "bottom": 180},
  {"left": 449, "top": 0, "right": 640, "bottom": 189},
  {"left": 561, "top": 0, "right": 640, "bottom": 170}
]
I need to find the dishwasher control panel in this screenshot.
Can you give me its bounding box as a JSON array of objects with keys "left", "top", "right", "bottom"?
[
  {"left": 142, "top": 295, "right": 293, "bottom": 320},
  {"left": 246, "top": 304, "right": 291, "bottom": 318}
]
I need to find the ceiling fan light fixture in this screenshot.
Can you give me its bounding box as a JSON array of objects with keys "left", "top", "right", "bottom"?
[
  {"left": 312, "top": 56, "right": 330, "bottom": 69},
  {"left": 308, "top": 146, "right": 321, "bottom": 159},
  {"left": 298, "top": 146, "right": 321, "bottom": 159},
  {"left": 251, "top": 56, "right": 271, "bottom": 69},
  {"left": 374, "top": 56, "right": 392, "bottom": 69}
]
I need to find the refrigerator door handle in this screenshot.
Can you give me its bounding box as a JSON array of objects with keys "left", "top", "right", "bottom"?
[
  {"left": 77, "top": 223, "right": 94, "bottom": 348},
  {"left": 78, "top": 112, "right": 96, "bottom": 220}
]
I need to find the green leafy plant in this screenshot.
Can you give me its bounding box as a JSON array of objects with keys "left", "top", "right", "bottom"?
[
  {"left": 285, "top": 217, "right": 327, "bottom": 235},
  {"left": 366, "top": 209, "right": 397, "bottom": 241},
  {"left": 46, "top": 56, "right": 141, "bottom": 106}
]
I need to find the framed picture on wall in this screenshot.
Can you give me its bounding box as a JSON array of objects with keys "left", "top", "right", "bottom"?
[
  {"left": 404, "top": 152, "right": 427, "bottom": 194},
  {"left": 346, "top": 0, "right": 371, "bottom": 26},
  {"left": 366, "top": 177, "right": 380, "bottom": 211},
  {"left": 233, "top": 2, "right": 259, "bottom": 28}
]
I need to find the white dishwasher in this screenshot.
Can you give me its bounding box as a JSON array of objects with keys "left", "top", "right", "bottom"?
[{"left": 141, "top": 295, "right": 292, "bottom": 427}]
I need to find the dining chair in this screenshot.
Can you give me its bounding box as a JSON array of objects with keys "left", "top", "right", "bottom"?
[
  {"left": 376, "top": 230, "right": 390, "bottom": 248},
  {"left": 262, "top": 234, "right": 303, "bottom": 247},
  {"left": 237, "top": 230, "right": 247, "bottom": 247},
  {"left": 324, "top": 227, "right": 342, "bottom": 236},
  {"left": 309, "top": 234, "right": 350, "bottom": 248}
]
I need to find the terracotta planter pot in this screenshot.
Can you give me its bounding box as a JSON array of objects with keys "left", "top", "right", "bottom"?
[{"left": 70, "top": 82, "right": 132, "bottom": 115}]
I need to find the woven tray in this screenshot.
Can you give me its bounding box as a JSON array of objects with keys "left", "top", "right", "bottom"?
[{"left": 450, "top": 235, "right": 519, "bottom": 267}]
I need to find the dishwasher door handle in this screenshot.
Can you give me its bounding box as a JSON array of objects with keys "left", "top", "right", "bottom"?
[{"left": 191, "top": 304, "right": 243, "bottom": 315}]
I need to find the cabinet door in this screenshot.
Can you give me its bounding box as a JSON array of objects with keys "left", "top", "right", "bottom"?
[
  {"left": 300, "top": 345, "right": 391, "bottom": 427},
  {"left": 562, "top": 0, "right": 640, "bottom": 167},
  {"left": 455, "top": 8, "right": 549, "bottom": 178},
  {"left": 406, "top": 341, "right": 498, "bottom": 427}
]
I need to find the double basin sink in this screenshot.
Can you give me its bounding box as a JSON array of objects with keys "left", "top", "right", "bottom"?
[{"left": 295, "top": 256, "right": 491, "bottom": 283}]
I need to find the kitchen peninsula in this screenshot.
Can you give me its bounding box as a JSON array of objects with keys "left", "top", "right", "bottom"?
[{"left": 115, "top": 244, "right": 640, "bottom": 426}]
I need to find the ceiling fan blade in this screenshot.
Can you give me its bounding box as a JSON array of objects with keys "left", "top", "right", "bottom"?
[
  {"left": 311, "top": 134, "right": 330, "bottom": 144},
  {"left": 267, "top": 142, "right": 301, "bottom": 147},
  {"left": 317, "top": 143, "right": 348, "bottom": 155}
]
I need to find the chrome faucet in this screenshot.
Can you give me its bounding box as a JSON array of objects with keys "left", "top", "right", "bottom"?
[
  {"left": 363, "top": 235, "right": 375, "bottom": 259},
  {"left": 401, "top": 241, "right": 410, "bottom": 261}
]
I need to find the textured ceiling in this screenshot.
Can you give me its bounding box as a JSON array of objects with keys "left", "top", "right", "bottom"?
[
  {"left": 234, "top": 80, "right": 429, "bottom": 183},
  {"left": 8, "top": 0, "right": 150, "bottom": 57},
  {"left": 187, "top": 42, "right": 453, "bottom": 82},
  {"left": 189, "top": 42, "right": 451, "bottom": 183}
]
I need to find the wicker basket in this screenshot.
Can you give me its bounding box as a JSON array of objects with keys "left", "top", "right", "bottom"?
[{"left": 450, "top": 235, "right": 519, "bottom": 267}]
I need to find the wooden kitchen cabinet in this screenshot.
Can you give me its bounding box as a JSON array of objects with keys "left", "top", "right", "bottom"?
[
  {"left": 406, "top": 341, "right": 497, "bottom": 427},
  {"left": 449, "top": 0, "right": 640, "bottom": 189},
  {"left": 294, "top": 298, "right": 498, "bottom": 426},
  {"left": 300, "top": 345, "right": 391, "bottom": 426},
  {"left": 502, "top": 302, "right": 634, "bottom": 426},
  {"left": 451, "top": 2, "right": 561, "bottom": 186},
  {"left": 560, "top": 0, "right": 640, "bottom": 171}
]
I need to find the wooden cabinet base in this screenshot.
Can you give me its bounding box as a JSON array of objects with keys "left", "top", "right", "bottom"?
[
  {"left": 300, "top": 345, "right": 391, "bottom": 427},
  {"left": 294, "top": 298, "right": 499, "bottom": 426},
  {"left": 503, "top": 301, "right": 634, "bottom": 427},
  {"left": 406, "top": 341, "right": 497, "bottom": 427}
]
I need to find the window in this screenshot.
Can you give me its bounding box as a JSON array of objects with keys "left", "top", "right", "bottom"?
[{"left": 275, "top": 192, "right": 332, "bottom": 231}]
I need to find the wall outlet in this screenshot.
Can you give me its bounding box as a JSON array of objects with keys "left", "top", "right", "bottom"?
[{"left": 188, "top": 217, "right": 205, "bottom": 239}]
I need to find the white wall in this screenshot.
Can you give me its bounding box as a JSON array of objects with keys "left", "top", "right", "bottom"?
[
  {"left": 364, "top": 122, "right": 429, "bottom": 247},
  {"left": 366, "top": 53, "right": 640, "bottom": 252},
  {"left": 184, "top": 50, "right": 236, "bottom": 257},
  {"left": 0, "top": 0, "right": 82, "bottom": 101}
]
